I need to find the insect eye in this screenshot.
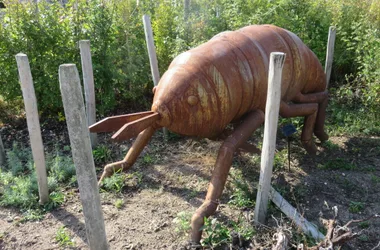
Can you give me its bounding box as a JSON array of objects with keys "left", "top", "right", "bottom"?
[{"left": 187, "top": 95, "right": 198, "bottom": 106}]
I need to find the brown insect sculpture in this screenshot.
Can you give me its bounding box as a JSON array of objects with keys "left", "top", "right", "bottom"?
[{"left": 90, "top": 24, "right": 329, "bottom": 244}]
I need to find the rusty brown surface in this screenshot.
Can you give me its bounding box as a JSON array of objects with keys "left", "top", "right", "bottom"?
[
  {"left": 151, "top": 24, "right": 326, "bottom": 138},
  {"left": 89, "top": 111, "right": 155, "bottom": 133}
]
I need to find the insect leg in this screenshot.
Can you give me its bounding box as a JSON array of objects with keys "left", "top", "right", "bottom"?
[
  {"left": 279, "top": 102, "right": 318, "bottom": 154},
  {"left": 190, "top": 109, "right": 264, "bottom": 244},
  {"left": 98, "top": 126, "right": 156, "bottom": 185},
  {"left": 293, "top": 91, "right": 329, "bottom": 142}
]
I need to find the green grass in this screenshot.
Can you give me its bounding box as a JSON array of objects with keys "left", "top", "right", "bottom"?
[
  {"left": 55, "top": 226, "right": 75, "bottom": 247},
  {"left": 349, "top": 201, "right": 365, "bottom": 213},
  {"left": 228, "top": 169, "right": 256, "bottom": 208},
  {"left": 173, "top": 211, "right": 192, "bottom": 235},
  {"left": 320, "top": 158, "right": 356, "bottom": 170},
  {"left": 92, "top": 145, "right": 112, "bottom": 164},
  {"left": 322, "top": 140, "right": 340, "bottom": 151},
  {"left": 100, "top": 170, "right": 126, "bottom": 193},
  {"left": 114, "top": 199, "right": 124, "bottom": 209},
  {"left": 0, "top": 145, "right": 76, "bottom": 219}
]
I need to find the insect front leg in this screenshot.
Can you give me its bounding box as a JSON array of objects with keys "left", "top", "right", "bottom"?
[
  {"left": 190, "top": 110, "right": 264, "bottom": 244},
  {"left": 98, "top": 126, "right": 156, "bottom": 185}
]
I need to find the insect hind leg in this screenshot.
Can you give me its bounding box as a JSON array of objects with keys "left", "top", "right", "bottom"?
[
  {"left": 280, "top": 101, "right": 318, "bottom": 155},
  {"left": 293, "top": 91, "right": 329, "bottom": 142}
]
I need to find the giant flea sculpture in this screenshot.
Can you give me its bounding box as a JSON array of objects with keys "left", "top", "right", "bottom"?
[{"left": 90, "top": 24, "right": 329, "bottom": 243}]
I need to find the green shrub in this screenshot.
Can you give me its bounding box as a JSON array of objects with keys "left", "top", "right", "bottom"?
[{"left": 0, "top": 0, "right": 379, "bottom": 123}]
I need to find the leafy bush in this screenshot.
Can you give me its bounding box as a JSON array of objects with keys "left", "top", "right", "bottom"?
[{"left": 0, "top": 0, "right": 379, "bottom": 121}]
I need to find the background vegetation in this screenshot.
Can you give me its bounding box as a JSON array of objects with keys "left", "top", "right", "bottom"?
[{"left": 0, "top": 0, "right": 379, "bottom": 121}]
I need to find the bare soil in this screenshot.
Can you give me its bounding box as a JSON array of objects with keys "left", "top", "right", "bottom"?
[{"left": 0, "top": 122, "right": 379, "bottom": 250}]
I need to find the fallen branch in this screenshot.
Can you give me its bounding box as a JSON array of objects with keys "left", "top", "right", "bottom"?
[{"left": 298, "top": 213, "right": 379, "bottom": 250}]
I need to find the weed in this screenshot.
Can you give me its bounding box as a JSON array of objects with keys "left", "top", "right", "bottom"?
[
  {"left": 101, "top": 171, "right": 126, "bottom": 193},
  {"left": 322, "top": 158, "right": 356, "bottom": 170},
  {"left": 349, "top": 201, "right": 365, "bottom": 213},
  {"left": 55, "top": 226, "right": 75, "bottom": 247},
  {"left": 201, "top": 217, "right": 231, "bottom": 247},
  {"left": 173, "top": 211, "right": 192, "bottom": 235},
  {"left": 92, "top": 145, "right": 112, "bottom": 164},
  {"left": 114, "top": 199, "right": 124, "bottom": 209}
]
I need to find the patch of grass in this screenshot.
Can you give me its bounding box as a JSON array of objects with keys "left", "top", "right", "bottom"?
[
  {"left": 48, "top": 154, "right": 76, "bottom": 185},
  {"left": 371, "top": 174, "right": 380, "bottom": 183},
  {"left": 20, "top": 209, "right": 44, "bottom": 222},
  {"left": 173, "top": 211, "right": 192, "bottom": 235},
  {"left": 228, "top": 170, "right": 256, "bottom": 208},
  {"left": 358, "top": 234, "right": 369, "bottom": 242},
  {"left": 321, "top": 158, "right": 356, "bottom": 170},
  {"left": 0, "top": 146, "right": 74, "bottom": 211},
  {"left": 0, "top": 171, "right": 39, "bottom": 209},
  {"left": 92, "top": 145, "right": 112, "bottom": 164},
  {"left": 230, "top": 216, "right": 256, "bottom": 241},
  {"left": 45, "top": 191, "right": 65, "bottom": 211},
  {"left": 101, "top": 171, "right": 126, "bottom": 193},
  {"left": 322, "top": 140, "right": 340, "bottom": 150},
  {"left": 55, "top": 226, "right": 75, "bottom": 247},
  {"left": 114, "top": 199, "right": 124, "bottom": 209},
  {"left": 349, "top": 201, "right": 365, "bottom": 213},
  {"left": 5, "top": 143, "right": 33, "bottom": 175},
  {"left": 359, "top": 221, "right": 370, "bottom": 229},
  {"left": 273, "top": 149, "right": 287, "bottom": 170},
  {"left": 327, "top": 99, "right": 380, "bottom": 136},
  {"left": 142, "top": 154, "right": 155, "bottom": 165}
]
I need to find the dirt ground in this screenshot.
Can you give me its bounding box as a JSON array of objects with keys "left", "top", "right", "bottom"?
[{"left": 0, "top": 122, "right": 379, "bottom": 250}]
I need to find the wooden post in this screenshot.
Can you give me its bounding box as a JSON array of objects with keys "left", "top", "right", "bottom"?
[
  {"left": 254, "top": 52, "right": 286, "bottom": 224},
  {"left": 59, "top": 64, "right": 108, "bottom": 250},
  {"left": 15, "top": 53, "right": 49, "bottom": 205},
  {"left": 79, "top": 40, "right": 98, "bottom": 147},
  {"left": 270, "top": 187, "right": 325, "bottom": 240},
  {"left": 324, "top": 26, "right": 336, "bottom": 89},
  {"left": 0, "top": 134, "right": 5, "bottom": 167},
  {"left": 142, "top": 14, "right": 168, "bottom": 139}
]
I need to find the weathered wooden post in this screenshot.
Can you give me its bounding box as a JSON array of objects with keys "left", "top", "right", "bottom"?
[
  {"left": 325, "top": 26, "right": 336, "bottom": 88},
  {"left": 142, "top": 14, "right": 168, "bottom": 139},
  {"left": 0, "top": 134, "right": 6, "bottom": 166},
  {"left": 59, "top": 64, "right": 108, "bottom": 250},
  {"left": 15, "top": 53, "right": 49, "bottom": 205},
  {"left": 254, "top": 52, "right": 286, "bottom": 224},
  {"left": 79, "top": 40, "right": 98, "bottom": 147}
]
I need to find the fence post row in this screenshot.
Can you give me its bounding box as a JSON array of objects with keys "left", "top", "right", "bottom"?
[
  {"left": 79, "top": 40, "right": 98, "bottom": 148},
  {"left": 142, "top": 14, "right": 168, "bottom": 140},
  {"left": 15, "top": 53, "right": 49, "bottom": 205},
  {"left": 59, "top": 64, "right": 108, "bottom": 250},
  {"left": 254, "top": 52, "right": 286, "bottom": 224},
  {"left": 325, "top": 26, "right": 336, "bottom": 89}
]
